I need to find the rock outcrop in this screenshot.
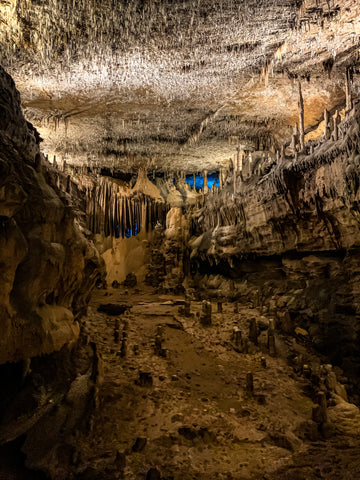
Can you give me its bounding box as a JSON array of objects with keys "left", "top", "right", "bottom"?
[
  {"left": 192, "top": 107, "right": 360, "bottom": 258},
  {"left": 188, "top": 104, "right": 360, "bottom": 398},
  {"left": 0, "top": 65, "right": 104, "bottom": 364}
]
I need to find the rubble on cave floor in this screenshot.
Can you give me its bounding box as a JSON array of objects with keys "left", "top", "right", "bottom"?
[{"left": 73, "top": 284, "right": 360, "bottom": 480}]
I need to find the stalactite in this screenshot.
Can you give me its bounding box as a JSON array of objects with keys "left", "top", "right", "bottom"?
[
  {"left": 324, "top": 109, "right": 331, "bottom": 140},
  {"left": 83, "top": 177, "right": 167, "bottom": 239}
]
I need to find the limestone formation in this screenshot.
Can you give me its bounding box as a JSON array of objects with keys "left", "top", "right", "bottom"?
[
  {"left": 1, "top": 2, "right": 360, "bottom": 479},
  {"left": 0, "top": 66, "right": 104, "bottom": 364},
  {"left": 200, "top": 300, "right": 212, "bottom": 326},
  {"left": 246, "top": 373, "right": 254, "bottom": 394},
  {"left": 298, "top": 81, "right": 305, "bottom": 153},
  {"left": 312, "top": 391, "right": 328, "bottom": 424},
  {"left": 249, "top": 318, "right": 259, "bottom": 345}
]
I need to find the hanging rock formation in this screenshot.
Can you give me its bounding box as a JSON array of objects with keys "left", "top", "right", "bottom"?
[
  {"left": 187, "top": 102, "right": 360, "bottom": 395},
  {"left": 84, "top": 176, "right": 168, "bottom": 239}
]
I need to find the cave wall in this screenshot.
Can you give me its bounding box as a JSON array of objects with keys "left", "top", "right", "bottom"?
[
  {"left": 0, "top": 65, "right": 104, "bottom": 364},
  {"left": 190, "top": 106, "right": 360, "bottom": 260},
  {"left": 99, "top": 230, "right": 153, "bottom": 285},
  {"left": 188, "top": 106, "right": 360, "bottom": 392}
]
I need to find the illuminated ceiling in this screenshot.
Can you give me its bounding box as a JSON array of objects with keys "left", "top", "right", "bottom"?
[{"left": 0, "top": 0, "right": 359, "bottom": 172}]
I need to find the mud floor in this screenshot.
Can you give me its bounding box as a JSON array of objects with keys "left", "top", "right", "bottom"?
[{"left": 73, "top": 284, "right": 360, "bottom": 480}]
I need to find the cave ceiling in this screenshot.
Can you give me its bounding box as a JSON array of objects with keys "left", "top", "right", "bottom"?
[{"left": 1, "top": 0, "right": 359, "bottom": 173}]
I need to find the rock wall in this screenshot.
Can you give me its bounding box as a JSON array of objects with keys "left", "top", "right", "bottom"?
[
  {"left": 100, "top": 230, "right": 153, "bottom": 285},
  {"left": 192, "top": 111, "right": 360, "bottom": 258},
  {"left": 0, "top": 65, "right": 104, "bottom": 364},
  {"left": 188, "top": 104, "right": 360, "bottom": 399}
]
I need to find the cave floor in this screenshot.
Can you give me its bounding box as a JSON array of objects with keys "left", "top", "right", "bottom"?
[{"left": 77, "top": 285, "right": 360, "bottom": 480}]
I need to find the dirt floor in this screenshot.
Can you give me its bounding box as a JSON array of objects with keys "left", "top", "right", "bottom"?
[{"left": 74, "top": 284, "right": 360, "bottom": 480}]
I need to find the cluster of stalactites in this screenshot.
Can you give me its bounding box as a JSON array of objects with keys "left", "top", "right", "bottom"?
[
  {"left": 193, "top": 75, "right": 359, "bottom": 235},
  {"left": 85, "top": 178, "right": 168, "bottom": 238},
  {"left": 229, "top": 148, "right": 275, "bottom": 195},
  {"left": 283, "top": 71, "right": 355, "bottom": 161}
]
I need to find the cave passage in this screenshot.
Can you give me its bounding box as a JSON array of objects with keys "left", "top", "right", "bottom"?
[
  {"left": 2, "top": 1, "right": 360, "bottom": 478},
  {"left": 185, "top": 172, "right": 220, "bottom": 191}
]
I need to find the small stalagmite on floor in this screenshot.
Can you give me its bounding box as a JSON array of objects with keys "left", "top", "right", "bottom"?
[{"left": 200, "top": 300, "right": 212, "bottom": 326}]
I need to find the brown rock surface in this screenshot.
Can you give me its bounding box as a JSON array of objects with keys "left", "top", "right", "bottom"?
[
  {"left": 0, "top": 65, "right": 104, "bottom": 364},
  {"left": 186, "top": 105, "right": 360, "bottom": 396}
]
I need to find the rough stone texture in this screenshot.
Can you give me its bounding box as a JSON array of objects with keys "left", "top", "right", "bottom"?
[
  {"left": 1, "top": 0, "right": 358, "bottom": 171},
  {"left": 193, "top": 108, "right": 360, "bottom": 257},
  {"left": 1, "top": 2, "right": 360, "bottom": 478},
  {"left": 187, "top": 105, "right": 360, "bottom": 395},
  {"left": 0, "top": 65, "right": 104, "bottom": 364}
]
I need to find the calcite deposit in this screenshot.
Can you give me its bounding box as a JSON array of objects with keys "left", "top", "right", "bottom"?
[
  {"left": 0, "top": 65, "right": 104, "bottom": 362},
  {"left": 186, "top": 102, "right": 360, "bottom": 400},
  {"left": 1, "top": 0, "right": 360, "bottom": 478}
]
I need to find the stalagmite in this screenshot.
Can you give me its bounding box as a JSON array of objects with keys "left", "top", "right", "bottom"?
[
  {"left": 120, "top": 331, "right": 127, "bottom": 357},
  {"left": 298, "top": 81, "right": 305, "bottom": 153},
  {"left": 243, "top": 338, "right": 249, "bottom": 354},
  {"left": 267, "top": 319, "right": 275, "bottom": 345},
  {"left": 231, "top": 327, "right": 242, "bottom": 347},
  {"left": 345, "top": 67, "right": 353, "bottom": 115},
  {"left": 200, "top": 300, "right": 212, "bottom": 326},
  {"left": 312, "top": 391, "right": 328, "bottom": 424},
  {"left": 249, "top": 318, "right": 258, "bottom": 345},
  {"left": 332, "top": 110, "right": 341, "bottom": 142},
  {"left": 114, "top": 319, "right": 120, "bottom": 344},
  {"left": 154, "top": 333, "right": 166, "bottom": 357},
  {"left": 246, "top": 373, "right": 254, "bottom": 394},
  {"left": 324, "top": 109, "right": 331, "bottom": 140},
  {"left": 268, "top": 335, "right": 276, "bottom": 356}
]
